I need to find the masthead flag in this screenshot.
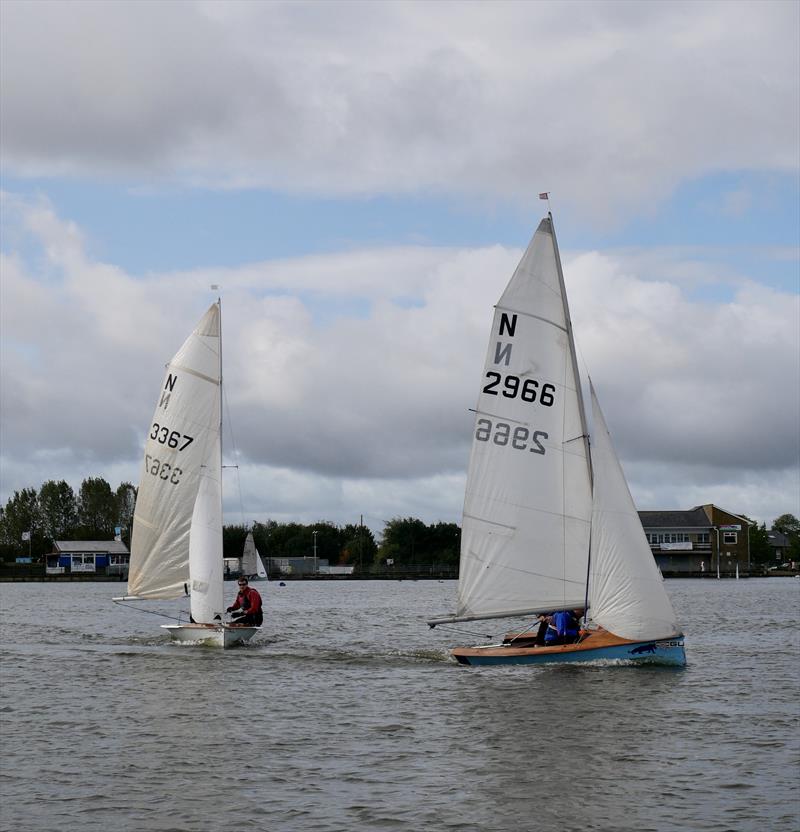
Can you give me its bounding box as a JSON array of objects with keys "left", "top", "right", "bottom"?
[{"left": 539, "top": 192, "right": 549, "bottom": 200}]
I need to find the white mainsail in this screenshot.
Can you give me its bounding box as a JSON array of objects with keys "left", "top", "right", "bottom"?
[
  {"left": 454, "top": 217, "right": 593, "bottom": 622},
  {"left": 587, "top": 383, "right": 680, "bottom": 640},
  {"left": 127, "top": 303, "right": 224, "bottom": 624}
]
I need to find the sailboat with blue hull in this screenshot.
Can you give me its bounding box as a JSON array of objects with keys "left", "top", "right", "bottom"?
[{"left": 428, "top": 214, "right": 686, "bottom": 667}]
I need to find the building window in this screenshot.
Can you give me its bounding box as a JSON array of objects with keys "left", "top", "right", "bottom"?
[
  {"left": 722, "top": 532, "right": 738, "bottom": 545},
  {"left": 71, "top": 554, "right": 96, "bottom": 573},
  {"left": 660, "top": 533, "right": 689, "bottom": 543},
  {"left": 697, "top": 533, "right": 709, "bottom": 544}
]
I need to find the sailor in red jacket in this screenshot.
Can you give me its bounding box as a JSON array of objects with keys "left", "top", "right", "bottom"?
[{"left": 227, "top": 577, "right": 263, "bottom": 626}]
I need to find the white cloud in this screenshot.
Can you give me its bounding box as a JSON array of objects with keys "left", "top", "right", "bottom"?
[
  {"left": 1, "top": 197, "right": 798, "bottom": 528},
  {"left": 1, "top": 1, "right": 797, "bottom": 221}
]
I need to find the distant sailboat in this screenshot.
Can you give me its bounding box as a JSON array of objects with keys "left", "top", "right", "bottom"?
[
  {"left": 428, "top": 215, "right": 686, "bottom": 666},
  {"left": 115, "top": 301, "right": 259, "bottom": 648},
  {"left": 241, "top": 531, "right": 268, "bottom": 581}
]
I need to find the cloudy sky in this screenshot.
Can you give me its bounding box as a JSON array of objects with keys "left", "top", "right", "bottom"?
[{"left": 1, "top": 0, "right": 798, "bottom": 535}]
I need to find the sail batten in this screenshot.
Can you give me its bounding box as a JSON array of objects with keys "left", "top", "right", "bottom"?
[{"left": 494, "top": 305, "right": 569, "bottom": 333}]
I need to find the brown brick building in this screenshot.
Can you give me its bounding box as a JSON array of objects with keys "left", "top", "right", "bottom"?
[{"left": 638, "top": 504, "right": 750, "bottom": 576}]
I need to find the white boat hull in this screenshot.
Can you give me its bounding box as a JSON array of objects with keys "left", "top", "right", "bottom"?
[{"left": 161, "top": 623, "right": 259, "bottom": 648}]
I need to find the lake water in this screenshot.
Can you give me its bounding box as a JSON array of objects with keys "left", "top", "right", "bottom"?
[{"left": 0, "top": 578, "right": 797, "bottom": 832}]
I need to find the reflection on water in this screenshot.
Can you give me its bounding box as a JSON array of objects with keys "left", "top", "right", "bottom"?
[{"left": 0, "top": 578, "right": 797, "bottom": 831}]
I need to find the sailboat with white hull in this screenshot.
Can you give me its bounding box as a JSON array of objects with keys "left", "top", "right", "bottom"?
[
  {"left": 428, "top": 215, "right": 686, "bottom": 666},
  {"left": 115, "top": 301, "right": 259, "bottom": 648}
]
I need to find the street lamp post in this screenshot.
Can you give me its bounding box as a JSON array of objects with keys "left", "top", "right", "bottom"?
[{"left": 312, "top": 530, "right": 318, "bottom": 575}]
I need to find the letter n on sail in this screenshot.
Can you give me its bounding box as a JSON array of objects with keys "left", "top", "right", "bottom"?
[
  {"left": 494, "top": 313, "right": 517, "bottom": 366},
  {"left": 494, "top": 341, "right": 513, "bottom": 366},
  {"left": 159, "top": 373, "right": 177, "bottom": 411},
  {"left": 499, "top": 313, "right": 517, "bottom": 337}
]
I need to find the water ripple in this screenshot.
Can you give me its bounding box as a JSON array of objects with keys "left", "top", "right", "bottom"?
[{"left": 1, "top": 577, "right": 798, "bottom": 831}]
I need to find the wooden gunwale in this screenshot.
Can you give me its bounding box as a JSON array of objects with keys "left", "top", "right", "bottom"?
[{"left": 452, "top": 629, "right": 637, "bottom": 659}]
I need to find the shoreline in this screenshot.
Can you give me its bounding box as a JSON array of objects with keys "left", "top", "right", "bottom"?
[{"left": 1, "top": 571, "right": 797, "bottom": 583}]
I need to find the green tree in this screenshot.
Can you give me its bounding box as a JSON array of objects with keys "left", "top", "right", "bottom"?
[
  {"left": 310, "top": 521, "right": 341, "bottom": 564},
  {"left": 223, "top": 524, "right": 249, "bottom": 560},
  {"left": 39, "top": 480, "right": 78, "bottom": 541},
  {"left": 340, "top": 522, "right": 377, "bottom": 569},
  {"left": 0, "top": 488, "right": 43, "bottom": 559},
  {"left": 77, "top": 477, "right": 117, "bottom": 537},
  {"left": 772, "top": 514, "right": 800, "bottom": 535},
  {"left": 251, "top": 521, "right": 275, "bottom": 559},
  {"left": 115, "top": 482, "right": 137, "bottom": 546},
  {"left": 772, "top": 513, "right": 800, "bottom": 564},
  {"left": 379, "top": 517, "right": 429, "bottom": 567},
  {"left": 748, "top": 522, "right": 771, "bottom": 565},
  {"left": 427, "top": 521, "right": 461, "bottom": 565}
]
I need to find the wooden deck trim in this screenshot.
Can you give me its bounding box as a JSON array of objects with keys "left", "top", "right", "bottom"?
[{"left": 453, "top": 629, "right": 636, "bottom": 658}]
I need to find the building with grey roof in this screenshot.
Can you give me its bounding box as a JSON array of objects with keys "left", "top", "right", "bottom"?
[
  {"left": 46, "top": 540, "right": 130, "bottom": 576},
  {"left": 638, "top": 504, "right": 751, "bottom": 576}
]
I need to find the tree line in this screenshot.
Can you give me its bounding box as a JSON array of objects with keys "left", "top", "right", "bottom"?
[
  {"left": 0, "top": 478, "right": 461, "bottom": 570},
  {"left": 0, "top": 478, "right": 136, "bottom": 561},
  {"left": 2, "top": 477, "right": 796, "bottom": 569}
]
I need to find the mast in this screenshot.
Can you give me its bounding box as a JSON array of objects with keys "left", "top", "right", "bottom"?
[
  {"left": 548, "top": 212, "right": 594, "bottom": 619},
  {"left": 217, "top": 294, "right": 223, "bottom": 480}
]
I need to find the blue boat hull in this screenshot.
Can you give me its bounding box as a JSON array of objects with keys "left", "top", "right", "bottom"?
[{"left": 452, "top": 634, "right": 686, "bottom": 667}]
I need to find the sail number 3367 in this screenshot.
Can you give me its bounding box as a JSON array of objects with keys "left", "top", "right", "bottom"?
[
  {"left": 145, "top": 455, "right": 183, "bottom": 485},
  {"left": 150, "top": 423, "right": 194, "bottom": 450}
]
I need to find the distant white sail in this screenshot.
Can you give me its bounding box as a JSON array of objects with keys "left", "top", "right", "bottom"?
[
  {"left": 242, "top": 531, "right": 268, "bottom": 580},
  {"left": 587, "top": 383, "right": 680, "bottom": 640},
  {"left": 455, "top": 218, "right": 593, "bottom": 622},
  {"left": 128, "top": 303, "right": 223, "bottom": 619}
]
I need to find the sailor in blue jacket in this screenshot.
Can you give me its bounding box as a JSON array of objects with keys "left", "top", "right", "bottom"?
[{"left": 544, "top": 610, "right": 580, "bottom": 645}]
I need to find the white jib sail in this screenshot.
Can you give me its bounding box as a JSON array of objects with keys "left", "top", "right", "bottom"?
[
  {"left": 188, "top": 408, "right": 224, "bottom": 623},
  {"left": 588, "top": 382, "right": 680, "bottom": 640},
  {"left": 128, "top": 303, "right": 223, "bottom": 608},
  {"left": 255, "top": 544, "right": 268, "bottom": 580},
  {"left": 455, "top": 218, "right": 593, "bottom": 621}
]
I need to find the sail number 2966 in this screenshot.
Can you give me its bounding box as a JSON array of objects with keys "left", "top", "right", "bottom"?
[
  {"left": 483, "top": 372, "right": 555, "bottom": 406},
  {"left": 475, "top": 418, "right": 548, "bottom": 455}
]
